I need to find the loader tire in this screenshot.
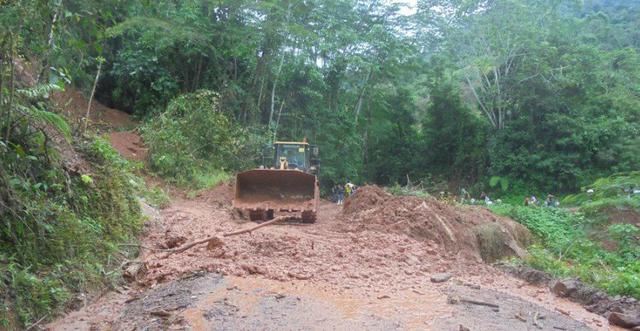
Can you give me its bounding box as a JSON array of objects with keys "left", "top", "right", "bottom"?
[
  {"left": 301, "top": 211, "right": 316, "bottom": 223},
  {"left": 249, "top": 210, "right": 263, "bottom": 222}
]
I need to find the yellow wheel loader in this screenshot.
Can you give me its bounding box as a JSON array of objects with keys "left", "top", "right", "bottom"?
[{"left": 233, "top": 140, "right": 320, "bottom": 223}]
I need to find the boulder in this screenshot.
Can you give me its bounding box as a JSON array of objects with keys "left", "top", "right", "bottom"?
[
  {"left": 608, "top": 312, "right": 640, "bottom": 329},
  {"left": 550, "top": 278, "right": 578, "bottom": 297},
  {"left": 431, "top": 272, "right": 452, "bottom": 283}
]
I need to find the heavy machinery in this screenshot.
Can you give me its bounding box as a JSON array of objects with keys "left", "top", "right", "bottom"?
[{"left": 233, "top": 140, "right": 320, "bottom": 223}]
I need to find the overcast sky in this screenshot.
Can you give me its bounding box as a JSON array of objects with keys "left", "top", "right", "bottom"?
[{"left": 395, "top": 0, "right": 418, "bottom": 16}]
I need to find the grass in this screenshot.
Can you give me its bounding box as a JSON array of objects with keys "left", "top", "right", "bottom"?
[
  {"left": 186, "top": 168, "right": 231, "bottom": 199},
  {"left": 491, "top": 203, "right": 640, "bottom": 299},
  {"left": 142, "top": 186, "right": 171, "bottom": 208},
  {"left": 387, "top": 183, "right": 431, "bottom": 198}
]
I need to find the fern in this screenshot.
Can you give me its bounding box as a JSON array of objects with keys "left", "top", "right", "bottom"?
[
  {"left": 16, "top": 105, "right": 72, "bottom": 142},
  {"left": 31, "top": 109, "right": 72, "bottom": 142},
  {"left": 105, "top": 17, "right": 209, "bottom": 46},
  {"left": 16, "top": 83, "right": 61, "bottom": 99},
  {"left": 13, "top": 83, "right": 71, "bottom": 142}
]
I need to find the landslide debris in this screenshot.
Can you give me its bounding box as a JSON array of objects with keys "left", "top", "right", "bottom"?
[{"left": 340, "top": 185, "right": 532, "bottom": 263}]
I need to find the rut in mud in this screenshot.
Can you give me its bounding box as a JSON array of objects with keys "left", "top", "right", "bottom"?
[{"left": 47, "top": 178, "right": 618, "bottom": 331}]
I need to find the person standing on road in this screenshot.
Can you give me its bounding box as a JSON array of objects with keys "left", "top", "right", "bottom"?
[
  {"left": 345, "top": 182, "right": 353, "bottom": 199},
  {"left": 337, "top": 184, "right": 345, "bottom": 205}
]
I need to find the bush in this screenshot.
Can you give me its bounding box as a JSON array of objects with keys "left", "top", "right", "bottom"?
[
  {"left": 0, "top": 136, "right": 142, "bottom": 327},
  {"left": 142, "top": 90, "right": 267, "bottom": 186},
  {"left": 492, "top": 204, "right": 640, "bottom": 299}
]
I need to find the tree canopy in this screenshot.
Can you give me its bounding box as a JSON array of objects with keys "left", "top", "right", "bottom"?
[{"left": 3, "top": 0, "right": 639, "bottom": 192}]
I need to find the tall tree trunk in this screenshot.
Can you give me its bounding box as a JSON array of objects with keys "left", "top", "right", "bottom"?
[
  {"left": 38, "top": 8, "right": 59, "bottom": 84},
  {"left": 84, "top": 61, "right": 102, "bottom": 135},
  {"left": 268, "top": 50, "right": 285, "bottom": 127},
  {"left": 193, "top": 54, "right": 204, "bottom": 91},
  {"left": 273, "top": 98, "right": 285, "bottom": 141},
  {"left": 5, "top": 33, "right": 16, "bottom": 141},
  {"left": 354, "top": 68, "right": 373, "bottom": 123},
  {"left": 267, "top": 2, "right": 292, "bottom": 128}
]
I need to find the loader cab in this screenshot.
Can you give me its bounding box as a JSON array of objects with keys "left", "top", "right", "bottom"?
[{"left": 263, "top": 141, "right": 319, "bottom": 174}]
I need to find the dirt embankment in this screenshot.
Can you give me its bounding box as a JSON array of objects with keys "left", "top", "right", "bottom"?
[
  {"left": 51, "top": 88, "right": 135, "bottom": 129},
  {"left": 340, "top": 186, "right": 531, "bottom": 263},
  {"left": 50, "top": 87, "right": 149, "bottom": 163}
]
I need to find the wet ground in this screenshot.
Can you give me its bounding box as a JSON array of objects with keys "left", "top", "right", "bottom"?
[
  {"left": 46, "top": 185, "right": 618, "bottom": 330},
  {"left": 49, "top": 271, "right": 599, "bottom": 331}
]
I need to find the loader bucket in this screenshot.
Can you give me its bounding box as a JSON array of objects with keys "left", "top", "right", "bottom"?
[{"left": 233, "top": 169, "right": 319, "bottom": 213}]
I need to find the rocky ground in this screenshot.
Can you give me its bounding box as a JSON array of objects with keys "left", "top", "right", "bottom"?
[{"left": 45, "top": 182, "right": 622, "bottom": 331}]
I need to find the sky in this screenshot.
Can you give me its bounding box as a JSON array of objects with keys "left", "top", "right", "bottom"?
[{"left": 395, "top": 0, "right": 418, "bottom": 16}]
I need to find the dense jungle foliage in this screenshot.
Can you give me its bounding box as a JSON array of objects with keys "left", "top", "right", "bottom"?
[
  {"left": 2, "top": 0, "right": 640, "bottom": 328},
  {"left": 3, "top": 0, "right": 638, "bottom": 192},
  {"left": 92, "top": 0, "right": 640, "bottom": 192}
]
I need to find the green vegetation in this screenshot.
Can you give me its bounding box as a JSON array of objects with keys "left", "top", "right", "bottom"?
[
  {"left": 2, "top": 0, "right": 640, "bottom": 327},
  {"left": 141, "top": 90, "right": 264, "bottom": 187},
  {"left": 1, "top": 4, "right": 143, "bottom": 326},
  {"left": 564, "top": 172, "right": 640, "bottom": 221},
  {"left": 1, "top": 0, "right": 639, "bottom": 191},
  {"left": 141, "top": 186, "right": 171, "bottom": 209},
  {"left": 0, "top": 133, "right": 142, "bottom": 326},
  {"left": 492, "top": 196, "right": 640, "bottom": 299}
]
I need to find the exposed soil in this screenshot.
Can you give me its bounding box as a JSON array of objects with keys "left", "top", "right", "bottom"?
[
  {"left": 46, "top": 179, "right": 620, "bottom": 331},
  {"left": 52, "top": 88, "right": 136, "bottom": 129},
  {"left": 108, "top": 131, "right": 148, "bottom": 162},
  {"left": 339, "top": 186, "right": 532, "bottom": 263}
]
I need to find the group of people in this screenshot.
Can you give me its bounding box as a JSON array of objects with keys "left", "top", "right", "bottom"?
[
  {"left": 332, "top": 182, "right": 358, "bottom": 205},
  {"left": 457, "top": 188, "right": 500, "bottom": 205},
  {"left": 524, "top": 194, "right": 559, "bottom": 207}
]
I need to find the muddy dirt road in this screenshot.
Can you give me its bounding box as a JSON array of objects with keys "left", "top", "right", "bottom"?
[{"left": 45, "top": 181, "right": 621, "bottom": 331}]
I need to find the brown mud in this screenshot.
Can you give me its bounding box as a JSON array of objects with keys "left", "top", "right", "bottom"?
[
  {"left": 46, "top": 179, "right": 620, "bottom": 330},
  {"left": 52, "top": 88, "right": 135, "bottom": 129},
  {"left": 108, "top": 131, "right": 147, "bottom": 162}
]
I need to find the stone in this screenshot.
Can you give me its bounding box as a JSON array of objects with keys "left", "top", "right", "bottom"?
[
  {"left": 430, "top": 272, "right": 452, "bottom": 283},
  {"left": 608, "top": 312, "right": 640, "bottom": 329},
  {"left": 550, "top": 278, "right": 578, "bottom": 297},
  {"left": 123, "top": 262, "right": 147, "bottom": 282}
]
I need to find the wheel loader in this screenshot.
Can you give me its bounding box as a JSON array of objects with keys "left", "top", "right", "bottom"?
[{"left": 233, "top": 140, "right": 320, "bottom": 223}]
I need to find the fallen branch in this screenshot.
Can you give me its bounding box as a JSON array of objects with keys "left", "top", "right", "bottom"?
[
  {"left": 25, "top": 314, "right": 48, "bottom": 331},
  {"left": 223, "top": 216, "right": 292, "bottom": 237},
  {"left": 161, "top": 216, "right": 292, "bottom": 258},
  {"left": 118, "top": 243, "right": 171, "bottom": 252},
  {"left": 460, "top": 298, "right": 500, "bottom": 309},
  {"left": 161, "top": 236, "right": 222, "bottom": 258},
  {"left": 554, "top": 307, "right": 570, "bottom": 316}
]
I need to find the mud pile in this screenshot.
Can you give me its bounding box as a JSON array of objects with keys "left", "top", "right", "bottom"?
[
  {"left": 197, "top": 181, "right": 234, "bottom": 206},
  {"left": 52, "top": 88, "right": 135, "bottom": 128},
  {"left": 340, "top": 186, "right": 531, "bottom": 262},
  {"left": 108, "top": 131, "right": 147, "bottom": 162}
]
